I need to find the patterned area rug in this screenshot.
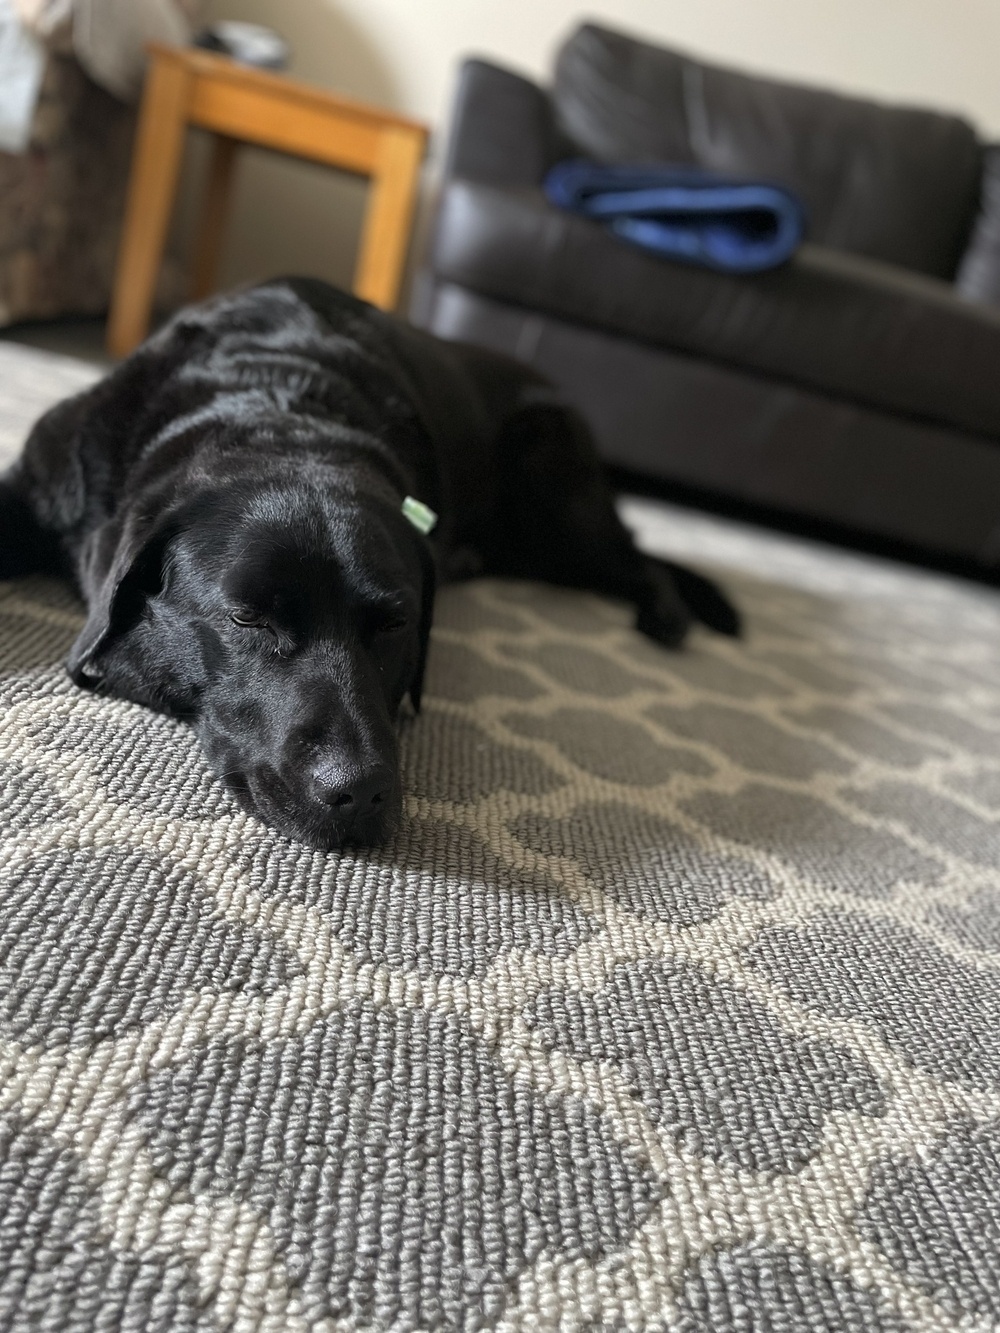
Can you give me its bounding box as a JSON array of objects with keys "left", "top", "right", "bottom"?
[{"left": 2, "top": 343, "right": 1000, "bottom": 1333}]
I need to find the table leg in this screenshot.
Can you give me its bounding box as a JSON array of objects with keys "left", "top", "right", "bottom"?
[
  {"left": 190, "top": 134, "right": 240, "bottom": 301},
  {"left": 106, "top": 55, "right": 193, "bottom": 358},
  {"left": 354, "top": 124, "right": 425, "bottom": 311}
]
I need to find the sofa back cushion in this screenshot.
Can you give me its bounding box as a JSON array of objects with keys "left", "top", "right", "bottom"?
[{"left": 553, "top": 23, "right": 982, "bottom": 279}]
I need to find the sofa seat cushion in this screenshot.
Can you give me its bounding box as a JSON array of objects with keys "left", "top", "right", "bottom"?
[
  {"left": 553, "top": 23, "right": 982, "bottom": 280},
  {"left": 430, "top": 179, "right": 1000, "bottom": 440}
]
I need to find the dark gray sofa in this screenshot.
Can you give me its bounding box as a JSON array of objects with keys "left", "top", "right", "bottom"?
[{"left": 413, "top": 22, "right": 1000, "bottom": 568}]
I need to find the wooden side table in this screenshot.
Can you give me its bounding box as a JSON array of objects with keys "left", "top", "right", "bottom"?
[{"left": 106, "top": 44, "right": 429, "bottom": 358}]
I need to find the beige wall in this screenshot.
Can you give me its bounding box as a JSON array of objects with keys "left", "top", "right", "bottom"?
[{"left": 191, "top": 0, "right": 1000, "bottom": 295}]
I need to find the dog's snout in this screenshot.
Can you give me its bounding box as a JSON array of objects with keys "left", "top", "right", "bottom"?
[{"left": 311, "top": 760, "right": 393, "bottom": 818}]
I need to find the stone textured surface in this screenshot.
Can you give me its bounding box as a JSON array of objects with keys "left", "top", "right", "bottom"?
[{"left": 1, "top": 348, "right": 1000, "bottom": 1329}]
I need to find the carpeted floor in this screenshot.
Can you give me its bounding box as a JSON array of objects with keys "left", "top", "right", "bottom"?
[{"left": 2, "top": 342, "right": 1000, "bottom": 1332}]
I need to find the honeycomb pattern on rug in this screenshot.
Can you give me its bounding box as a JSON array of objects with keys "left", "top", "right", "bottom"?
[{"left": 3, "top": 520, "right": 1000, "bottom": 1333}]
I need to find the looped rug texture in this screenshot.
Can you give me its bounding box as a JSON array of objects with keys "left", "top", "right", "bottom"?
[{"left": 1, "top": 343, "right": 1000, "bottom": 1332}]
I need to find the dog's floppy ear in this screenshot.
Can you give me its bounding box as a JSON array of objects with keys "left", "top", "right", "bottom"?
[
  {"left": 66, "top": 498, "right": 182, "bottom": 688},
  {"left": 407, "top": 534, "right": 437, "bottom": 714}
]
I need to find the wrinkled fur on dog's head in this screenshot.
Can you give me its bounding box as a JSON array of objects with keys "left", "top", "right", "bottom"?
[{"left": 69, "top": 474, "right": 435, "bottom": 848}]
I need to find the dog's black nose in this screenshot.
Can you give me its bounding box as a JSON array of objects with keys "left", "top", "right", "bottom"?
[{"left": 311, "top": 761, "right": 393, "bottom": 818}]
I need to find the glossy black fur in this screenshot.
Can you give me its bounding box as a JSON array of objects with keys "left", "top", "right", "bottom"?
[{"left": 0, "top": 279, "right": 739, "bottom": 847}]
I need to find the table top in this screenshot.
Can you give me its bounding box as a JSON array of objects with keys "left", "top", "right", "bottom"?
[{"left": 146, "top": 42, "right": 430, "bottom": 139}]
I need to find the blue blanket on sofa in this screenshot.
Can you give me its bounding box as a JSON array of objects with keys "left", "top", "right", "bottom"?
[{"left": 544, "top": 161, "right": 806, "bottom": 273}]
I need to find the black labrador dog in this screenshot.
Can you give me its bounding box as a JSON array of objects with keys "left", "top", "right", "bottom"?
[{"left": 0, "top": 279, "right": 738, "bottom": 847}]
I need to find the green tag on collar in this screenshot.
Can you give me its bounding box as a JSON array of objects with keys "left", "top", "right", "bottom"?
[{"left": 402, "top": 495, "right": 438, "bottom": 535}]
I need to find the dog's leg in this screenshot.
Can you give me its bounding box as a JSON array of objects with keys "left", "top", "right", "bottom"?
[
  {"left": 485, "top": 399, "right": 740, "bottom": 645},
  {"left": 0, "top": 473, "right": 59, "bottom": 579}
]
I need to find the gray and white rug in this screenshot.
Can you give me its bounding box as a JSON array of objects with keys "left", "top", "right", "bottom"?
[{"left": 1, "top": 342, "right": 999, "bottom": 1332}]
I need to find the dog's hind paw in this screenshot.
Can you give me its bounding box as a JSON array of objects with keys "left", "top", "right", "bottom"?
[
  {"left": 635, "top": 603, "right": 690, "bottom": 649},
  {"left": 653, "top": 557, "right": 742, "bottom": 638},
  {"left": 635, "top": 557, "right": 743, "bottom": 646},
  {"left": 635, "top": 563, "right": 692, "bottom": 648}
]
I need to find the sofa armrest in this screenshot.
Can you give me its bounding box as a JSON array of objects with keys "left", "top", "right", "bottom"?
[
  {"left": 441, "top": 58, "right": 563, "bottom": 187},
  {"left": 956, "top": 145, "right": 1000, "bottom": 307}
]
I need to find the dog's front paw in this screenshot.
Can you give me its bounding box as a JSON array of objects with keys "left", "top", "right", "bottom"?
[{"left": 0, "top": 478, "right": 52, "bottom": 579}]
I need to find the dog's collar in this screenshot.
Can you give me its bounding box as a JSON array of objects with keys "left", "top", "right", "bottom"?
[{"left": 402, "top": 495, "right": 438, "bottom": 535}]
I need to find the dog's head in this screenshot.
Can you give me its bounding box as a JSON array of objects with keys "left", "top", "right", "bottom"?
[{"left": 68, "top": 478, "right": 436, "bottom": 848}]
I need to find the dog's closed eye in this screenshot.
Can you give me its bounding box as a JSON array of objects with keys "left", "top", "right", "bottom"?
[
  {"left": 376, "top": 616, "right": 408, "bottom": 634},
  {"left": 230, "top": 610, "right": 293, "bottom": 657},
  {"left": 361, "top": 602, "right": 409, "bottom": 637}
]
